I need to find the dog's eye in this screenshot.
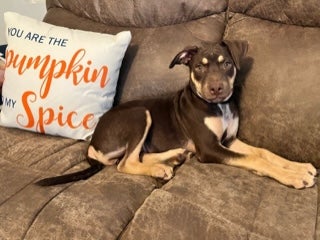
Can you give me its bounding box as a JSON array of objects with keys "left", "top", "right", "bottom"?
[
  {"left": 195, "top": 64, "right": 204, "bottom": 71},
  {"left": 223, "top": 61, "right": 232, "bottom": 69}
]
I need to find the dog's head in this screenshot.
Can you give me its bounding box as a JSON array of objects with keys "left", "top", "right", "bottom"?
[{"left": 170, "top": 40, "right": 248, "bottom": 103}]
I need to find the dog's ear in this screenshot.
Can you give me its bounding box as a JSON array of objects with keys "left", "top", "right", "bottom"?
[
  {"left": 169, "top": 46, "right": 199, "bottom": 68},
  {"left": 222, "top": 40, "right": 248, "bottom": 70}
]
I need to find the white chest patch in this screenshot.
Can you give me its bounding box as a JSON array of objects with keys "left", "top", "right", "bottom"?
[{"left": 204, "top": 104, "right": 239, "bottom": 141}]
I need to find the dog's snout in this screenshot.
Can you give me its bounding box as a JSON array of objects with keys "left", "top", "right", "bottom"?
[{"left": 210, "top": 82, "right": 224, "bottom": 95}]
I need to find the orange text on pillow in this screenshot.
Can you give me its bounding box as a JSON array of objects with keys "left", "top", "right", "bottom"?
[
  {"left": 5, "top": 48, "right": 109, "bottom": 98},
  {"left": 17, "top": 91, "right": 96, "bottom": 133}
]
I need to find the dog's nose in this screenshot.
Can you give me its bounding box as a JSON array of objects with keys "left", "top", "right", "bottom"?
[{"left": 210, "top": 83, "right": 223, "bottom": 95}]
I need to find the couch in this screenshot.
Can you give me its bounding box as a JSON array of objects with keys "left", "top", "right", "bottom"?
[{"left": 1, "top": 0, "right": 319, "bottom": 239}]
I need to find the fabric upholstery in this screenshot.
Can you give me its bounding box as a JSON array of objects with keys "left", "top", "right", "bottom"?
[
  {"left": 47, "top": 0, "right": 227, "bottom": 27},
  {"left": 0, "top": 0, "right": 319, "bottom": 239},
  {"left": 121, "top": 161, "right": 317, "bottom": 240},
  {"left": 229, "top": 0, "right": 320, "bottom": 27},
  {"left": 44, "top": 7, "right": 227, "bottom": 104}
]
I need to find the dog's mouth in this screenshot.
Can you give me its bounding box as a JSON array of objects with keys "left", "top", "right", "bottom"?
[
  {"left": 200, "top": 90, "right": 233, "bottom": 103},
  {"left": 190, "top": 71, "right": 235, "bottom": 104},
  {"left": 191, "top": 85, "right": 233, "bottom": 103},
  {"left": 194, "top": 83, "right": 233, "bottom": 103}
]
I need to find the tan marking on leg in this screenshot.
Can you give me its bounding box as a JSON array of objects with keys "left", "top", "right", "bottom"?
[
  {"left": 260, "top": 149, "right": 316, "bottom": 176},
  {"left": 88, "top": 145, "right": 125, "bottom": 165},
  {"left": 142, "top": 148, "right": 187, "bottom": 166},
  {"left": 227, "top": 139, "right": 316, "bottom": 189},
  {"left": 116, "top": 110, "right": 174, "bottom": 180},
  {"left": 230, "top": 139, "right": 317, "bottom": 176}
]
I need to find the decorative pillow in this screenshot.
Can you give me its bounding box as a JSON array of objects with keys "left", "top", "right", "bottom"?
[{"left": 1, "top": 12, "right": 131, "bottom": 140}]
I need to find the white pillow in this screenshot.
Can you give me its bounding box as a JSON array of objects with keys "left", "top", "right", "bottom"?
[{"left": 1, "top": 12, "right": 131, "bottom": 140}]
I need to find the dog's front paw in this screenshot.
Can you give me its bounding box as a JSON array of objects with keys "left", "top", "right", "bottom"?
[
  {"left": 280, "top": 162, "right": 317, "bottom": 189},
  {"left": 288, "top": 172, "right": 316, "bottom": 189},
  {"left": 285, "top": 162, "right": 317, "bottom": 177},
  {"left": 151, "top": 164, "right": 174, "bottom": 180},
  {"left": 293, "top": 178, "right": 316, "bottom": 190},
  {"left": 294, "top": 163, "right": 317, "bottom": 189},
  {"left": 304, "top": 163, "right": 317, "bottom": 176}
]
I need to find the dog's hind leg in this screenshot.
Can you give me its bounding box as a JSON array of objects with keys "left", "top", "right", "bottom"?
[
  {"left": 116, "top": 110, "right": 175, "bottom": 180},
  {"left": 141, "top": 148, "right": 189, "bottom": 166},
  {"left": 226, "top": 139, "right": 317, "bottom": 189}
]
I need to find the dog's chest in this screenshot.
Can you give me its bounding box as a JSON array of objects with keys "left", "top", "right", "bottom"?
[{"left": 204, "top": 104, "right": 238, "bottom": 142}]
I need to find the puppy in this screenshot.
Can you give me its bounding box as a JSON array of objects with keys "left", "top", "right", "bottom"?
[{"left": 37, "top": 40, "right": 317, "bottom": 189}]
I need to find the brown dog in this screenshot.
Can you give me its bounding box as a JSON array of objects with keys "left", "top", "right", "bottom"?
[{"left": 37, "top": 40, "right": 317, "bottom": 189}]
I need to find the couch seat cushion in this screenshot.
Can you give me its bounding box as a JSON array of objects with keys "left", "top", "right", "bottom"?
[
  {"left": 23, "top": 170, "right": 158, "bottom": 239},
  {"left": 0, "top": 125, "right": 159, "bottom": 239},
  {"left": 121, "top": 160, "right": 318, "bottom": 240}
]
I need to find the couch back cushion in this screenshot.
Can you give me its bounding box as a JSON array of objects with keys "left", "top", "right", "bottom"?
[
  {"left": 47, "top": 0, "right": 227, "bottom": 27},
  {"left": 229, "top": 0, "right": 320, "bottom": 27},
  {"left": 225, "top": 14, "right": 320, "bottom": 167},
  {"left": 44, "top": 5, "right": 227, "bottom": 104}
]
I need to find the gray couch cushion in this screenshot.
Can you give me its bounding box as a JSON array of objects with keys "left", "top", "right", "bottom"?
[
  {"left": 121, "top": 160, "right": 317, "bottom": 240},
  {"left": 224, "top": 14, "right": 320, "bottom": 167}
]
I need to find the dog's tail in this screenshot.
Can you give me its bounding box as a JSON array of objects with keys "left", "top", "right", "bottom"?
[{"left": 35, "top": 158, "right": 104, "bottom": 186}]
